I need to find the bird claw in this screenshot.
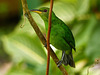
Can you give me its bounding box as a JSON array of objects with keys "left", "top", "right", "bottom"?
[
  {"left": 57, "top": 60, "right": 63, "bottom": 67},
  {"left": 44, "top": 42, "right": 51, "bottom": 48},
  {"left": 44, "top": 42, "right": 47, "bottom": 48}
]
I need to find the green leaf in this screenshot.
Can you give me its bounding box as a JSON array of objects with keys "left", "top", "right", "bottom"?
[
  {"left": 85, "top": 22, "right": 100, "bottom": 61},
  {"left": 2, "top": 33, "right": 46, "bottom": 65}
]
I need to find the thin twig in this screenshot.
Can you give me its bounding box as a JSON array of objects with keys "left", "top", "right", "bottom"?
[
  {"left": 46, "top": 0, "right": 53, "bottom": 75},
  {"left": 21, "top": 0, "right": 68, "bottom": 75}
]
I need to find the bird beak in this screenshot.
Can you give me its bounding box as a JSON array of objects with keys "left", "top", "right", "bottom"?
[{"left": 30, "top": 9, "right": 42, "bottom": 14}]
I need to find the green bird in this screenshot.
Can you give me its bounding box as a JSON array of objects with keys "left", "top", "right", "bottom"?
[{"left": 31, "top": 7, "right": 76, "bottom": 68}]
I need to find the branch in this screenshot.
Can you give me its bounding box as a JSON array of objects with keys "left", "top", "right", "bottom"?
[
  {"left": 46, "top": 0, "right": 53, "bottom": 75},
  {"left": 21, "top": 0, "right": 68, "bottom": 75}
]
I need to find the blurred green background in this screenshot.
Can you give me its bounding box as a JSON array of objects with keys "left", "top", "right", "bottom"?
[{"left": 0, "top": 0, "right": 100, "bottom": 75}]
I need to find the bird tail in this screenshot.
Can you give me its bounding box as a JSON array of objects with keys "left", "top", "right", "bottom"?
[{"left": 62, "top": 51, "right": 75, "bottom": 68}]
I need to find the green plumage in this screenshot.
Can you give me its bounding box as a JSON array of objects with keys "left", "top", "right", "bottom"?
[{"left": 31, "top": 7, "right": 76, "bottom": 67}]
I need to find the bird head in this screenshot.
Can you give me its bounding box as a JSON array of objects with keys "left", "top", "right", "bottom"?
[{"left": 30, "top": 7, "right": 55, "bottom": 21}]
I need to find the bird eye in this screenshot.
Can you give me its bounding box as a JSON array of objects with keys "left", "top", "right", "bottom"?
[{"left": 44, "top": 9, "right": 47, "bottom": 12}]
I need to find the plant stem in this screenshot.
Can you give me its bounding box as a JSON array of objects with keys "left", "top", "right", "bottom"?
[
  {"left": 21, "top": 0, "right": 68, "bottom": 75},
  {"left": 46, "top": 0, "right": 53, "bottom": 75}
]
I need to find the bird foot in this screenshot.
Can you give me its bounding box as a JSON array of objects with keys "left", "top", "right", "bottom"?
[
  {"left": 44, "top": 42, "right": 51, "bottom": 48},
  {"left": 44, "top": 42, "right": 47, "bottom": 48},
  {"left": 57, "top": 60, "right": 63, "bottom": 67}
]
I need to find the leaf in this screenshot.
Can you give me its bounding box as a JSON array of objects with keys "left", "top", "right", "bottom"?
[
  {"left": 85, "top": 22, "right": 100, "bottom": 61},
  {"left": 2, "top": 33, "right": 46, "bottom": 65},
  {"left": 75, "top": 15, "right": 97, "bottom": 49}
]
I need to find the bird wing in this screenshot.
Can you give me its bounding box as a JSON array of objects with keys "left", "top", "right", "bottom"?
[
  {"left": 62, "top": 23, "right": 76, "bottom": 51},
  {"left": 52, "top": 17, "right": 75, "bottom": 51}
]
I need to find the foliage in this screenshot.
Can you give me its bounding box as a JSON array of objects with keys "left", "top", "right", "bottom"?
[{"left": 0, "top": 0, "right": 100, "bottom": 75}]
